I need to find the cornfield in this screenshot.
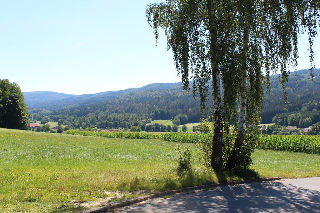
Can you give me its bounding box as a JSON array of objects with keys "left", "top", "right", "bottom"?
[
  {"left": 65, "top": 130, "right": 210, "bottom": 144},
  {"left": 257, "top": 135, "right": 320, "bottom": 154},
  {"left": 65, "top": 130, "right": 320, "bottom": 154}
]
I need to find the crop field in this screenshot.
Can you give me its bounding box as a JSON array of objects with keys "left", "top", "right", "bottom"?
[
  {"left": 257, "top": 135, "right": 320, "bottom": 154},
  {"left": 1, "top": 128, "right": 320, "bottom": 212},
  {"left": 66, "top": 130, "right": 320, "bottom": 155}
]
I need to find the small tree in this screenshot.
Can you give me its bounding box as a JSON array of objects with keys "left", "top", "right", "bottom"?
[
  {"left": 130, "top": 126, "right": 142, "bottom": 132},
  {"left": 0, "top": 79, "right": 29, "bottom": 130},
  {"left": 173, "top": 116, "right": 181, "bottom": 126},
  {"left": 192, "top": 126, "right": 198, "bottom": 132},
  {"left": 182, "top": 124, "right": 188, "bottom": 132},
  {"left": 172, "top": 124, "right": 178, "bottom": 132},
  {"left": 57, "top": 124, "right": 64, "bottom": 133}
]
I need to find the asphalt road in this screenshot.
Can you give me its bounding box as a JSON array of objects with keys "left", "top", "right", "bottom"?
[{"left": 120, "top": 177, "right": 320, "bottom": 213}]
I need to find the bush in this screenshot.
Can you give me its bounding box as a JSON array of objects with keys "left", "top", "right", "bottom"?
[
  {"left": 130, "top": 126, "right": 142, "bottom": 132},
  {"left": 176, "top": 147, "right": 192, "bottom": 177}
]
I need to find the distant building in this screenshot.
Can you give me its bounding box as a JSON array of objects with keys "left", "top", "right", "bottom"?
[
  {"left": 286, "top": 126, "right": 297, "bottom": 130},
  {"left": 259, "top": 125, "right": 266, "bottom": 131},
  {"left": 29, "top": 123, "right": 42, "bottom": 130},
  {"left": 302, "top": 127, "right": 312, "bottom": 133}
]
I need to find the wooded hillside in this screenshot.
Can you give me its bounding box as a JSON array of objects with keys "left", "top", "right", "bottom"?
[
  {"left": 24, "top": 69, "right": 320, "bottom": 129},
  {"left": 262, "top": 69, "right": 320, "bottom": 127}
]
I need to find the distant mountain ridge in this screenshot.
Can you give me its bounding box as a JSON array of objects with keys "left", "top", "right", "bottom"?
[
  {"left": 24, "top": 69, "right": 320, "bottom": 129},
  {"left": 23, "top": 91, "right": 76, "bottom": 109},
  {"left": 23, "top": 82, "right": 184, "bottom": 111}
]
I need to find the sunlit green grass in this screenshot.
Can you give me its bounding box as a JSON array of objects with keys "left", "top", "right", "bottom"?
[
  {"left": 0, "top": 128, "right": 201, "bottom": 212},
  {"left": 151, "top": 120, "right": 174, "bottom": 126},
  {"left": 1, "top": 128, "right": 320, "bottom": 212},
  {"left": 251, "top": 149, "right": 320, "bottom": 178},
  {"left": 46, "top": 122, "right": 59, "bottom": 128},
  {"left": 178, "top": 123, "right": 200, "bottom": 133},
  {"left": 150, "top": 120, "right": 199, "bottom": 132}
]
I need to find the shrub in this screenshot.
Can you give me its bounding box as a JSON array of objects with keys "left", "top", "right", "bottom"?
[
  {"left": 130, "top": 126, "right": 142, "bottom": 132},
  {"left": 176, "top": 147, "right": 192, "bottom": 177}
]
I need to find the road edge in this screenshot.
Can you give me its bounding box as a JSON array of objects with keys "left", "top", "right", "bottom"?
[{"left": 83, "top": 177, "right": 281, "bottom": 213}]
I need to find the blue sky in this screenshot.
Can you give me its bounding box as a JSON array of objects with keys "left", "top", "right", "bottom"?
[{"left": 0, "top": 1, "right": 319, "bottom": 95}]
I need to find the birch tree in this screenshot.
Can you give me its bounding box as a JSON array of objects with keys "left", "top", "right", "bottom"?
[
  {"left": 226, "top": 0, "right": 320, "bottom": 169},
  {"left": 147, "top": 0, "right": 238, "bottom": 171},
  {"left": 146, "top": 0, "right": 320, "bottom": 171}
]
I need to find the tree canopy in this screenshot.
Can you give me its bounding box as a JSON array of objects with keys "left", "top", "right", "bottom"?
[
  {"left": 0, "top": 79, "right": 29, "bottom": 130},
  {"left": 146, "top": 0, "right": 320, "bottom": 171}
]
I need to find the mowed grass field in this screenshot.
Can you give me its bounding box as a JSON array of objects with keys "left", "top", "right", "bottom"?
[{"left": 1, "top": 128, "right": 320, "bottom": 212}]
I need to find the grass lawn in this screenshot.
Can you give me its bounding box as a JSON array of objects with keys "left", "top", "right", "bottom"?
[
  {"left": 150, "top": 120, "right": 199, "bottom": 133},
  {"left": 46, "top": 122, "right": 59, "bottom": 128},
  {"left": 0, "top": 129, "right": 198, "bottom": 212},
  {"left": 151, "top": 120, "right": 174, "bottom": 126},
  {"left": 251, "top": 149, "right": 320, "bottom": 178},
  {"left": 1, "top": 128, "right": 320, "bottom": 212},
  {"left": 178, "top": 123, "right": 200, "bottom": 133},
  {"left": 259, "top": 123, "right": 275, "bottom": 126}
]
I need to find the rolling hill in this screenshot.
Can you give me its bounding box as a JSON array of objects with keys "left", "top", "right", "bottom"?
[{"left": 24, "top": 69, "right": 320, "bottom": 129}]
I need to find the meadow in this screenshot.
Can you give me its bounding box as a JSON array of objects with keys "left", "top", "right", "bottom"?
[
  {"left": 0, "top": 129, "right": 202, "bottom": 212},
  {"left": 1, "top": 128, "right": 320, "bottom": 212},
  {"left": 150, "top": 120, "right": 199, "bottom": 133}
]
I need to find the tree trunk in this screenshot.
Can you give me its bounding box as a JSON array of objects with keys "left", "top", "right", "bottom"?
[
  {"left": 211, "top": 70, "right": 223, "bottom": 171},
  {"left": 226, "top": 7, "right": 249, "bottom": 169},
  {"left": 226, "top": 67, "right": 247, "bottom": 169},
  {"left": 207, "top": 0, "right": 223, "bottom": 172}
]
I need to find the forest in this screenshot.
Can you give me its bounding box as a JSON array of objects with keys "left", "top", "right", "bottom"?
[
  {"left": 262, "top": 69, "right": 320, "bottom": 127},
  {"left": 25, "top": 69, "right": 320, "bottom": 132}
]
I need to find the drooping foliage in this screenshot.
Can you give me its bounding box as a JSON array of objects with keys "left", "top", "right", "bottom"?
[
  {"left": 146, "top": 0, "right": 319, "bottom": 171},
  {"left": 147, "top": 0, "right": 238, "bottom": 116},
  {"left": 0, "top": 79, "right": 29, "bottom": 130}
]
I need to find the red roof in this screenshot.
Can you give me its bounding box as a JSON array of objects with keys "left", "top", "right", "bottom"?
[
  {"left": 286, "top": 126, "right": 297, "bottom": 130},
  {"left": 30, "top": 123, "right": 42, "bottom": 128}
]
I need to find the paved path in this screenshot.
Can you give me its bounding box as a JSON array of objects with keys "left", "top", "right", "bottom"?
[{"left": 120, "top": 178, "right": 320, "bottom": 213}]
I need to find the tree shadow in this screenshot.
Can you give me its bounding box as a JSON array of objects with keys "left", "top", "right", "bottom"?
[
  {"left": 215, "top": 168, "right": 261, "bottom": 184},
  {"left": 50, "top": 204, "right": 84, "bottom": 213},
  {"left": 122, "top": 178, "right": 320, "bottom": 213}
]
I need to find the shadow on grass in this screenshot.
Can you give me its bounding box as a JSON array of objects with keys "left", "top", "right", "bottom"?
[
  {"left": 162, "top": 168, "right": 262, "bottom": 192},
  {"left": 50, "top": 204, "right": 85, "bottom": 213},
  {"left": 215, "top": 168, "right": 261, "bottom": 184},
  {"left": 229, "top": 168, "right": 261, "bottom": 181},
  {"left": 67, "top": 169, "right": 262, "bottom": 213}
]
